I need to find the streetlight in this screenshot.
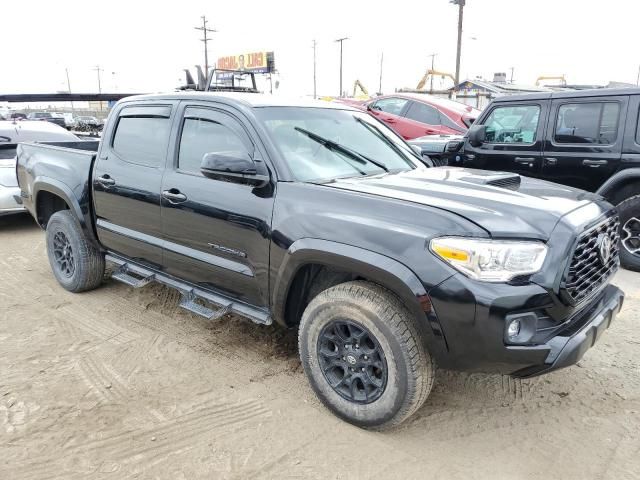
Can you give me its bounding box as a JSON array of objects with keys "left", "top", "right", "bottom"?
[
  {"left": 450, "top": 0, "right": 466, "bottom": 85},
  {"left": 335, "top": 37, "right": 349, "bottom": 97}
]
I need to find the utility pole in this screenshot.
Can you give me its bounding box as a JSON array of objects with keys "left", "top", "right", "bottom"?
[
  {"left": 451, "top": 0, "right": 466, "bottom": 85},
  {"left": 93, "top": 65, "right": 103, "bottom": 111},
  {"left": 194, "top": 15, "right": 217, "bottom": 77},
  {"left": 312, "top": 39, "right": 317, "bottom": 99},
  {"left": 335, "top": 37, "right": 349, "bottom": 97},
  {"left": 509, "top": 66, "right": 515, "bottom": 83},
  {"left": 636, "top": 64, "right": 640, "bottom": 86},
  {"left": 378, "top": 51, "right": 384, "bottom": 95},
  {"left": 427, "top": 53, "right": 437, "bottom": 93},
  {"left": 65, "top": 67, "right": 75, "bottom": 113}
]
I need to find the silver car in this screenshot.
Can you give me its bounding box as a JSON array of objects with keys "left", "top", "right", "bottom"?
[{"left": 0, "top": 120, "right": 77, "bottom": 216}]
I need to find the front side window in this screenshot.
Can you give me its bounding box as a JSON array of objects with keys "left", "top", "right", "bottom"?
[
  {"left": 178, "top": 116, "right": 249, "bottom": 174},
  {"left": 483, "top": 105, "right": 540, "bottom": 144},
  {"left": 256, "top": 107, "right": 419, "bottom": 182},
  {"left": 112, "top": 111, "right": 170, "bottom": 167},
  {"left": 404, "top": 101, "right": 441, "bottom": 125},
  {"left": 371, "top": 97, "right": 408, "bottom": 116},
  {"left": 555, "top": 102, "right": 620, "bottom": 144}
]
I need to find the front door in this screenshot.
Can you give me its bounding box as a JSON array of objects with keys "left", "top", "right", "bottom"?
[
  {"left": 92, "top": 103, "right": 174, "bottom": 268},
  {"left": 462, "top": 101, "right": 548, "bottom": 177},
  {"left": 367, "top": 97, "right": 410, "bottom": 136},
  {"left": 542, "top": 96, "right": 626, "bottom": 192},
  {"left": 160, "top": 103, "right": 275, "bottom": 307},
  {"left": 401, "top": 100, "right": 455, "bottom": 139}
]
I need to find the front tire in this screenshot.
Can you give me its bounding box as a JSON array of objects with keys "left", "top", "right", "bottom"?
[
  {"left": 45, "top": 210, "right": 105, "bottom": 292},
  {"left": 617, "top": 195, "right": 640, "bottom": 271},
  {"left": 298, "top": 281, "right": 435, "bottom": 429}
]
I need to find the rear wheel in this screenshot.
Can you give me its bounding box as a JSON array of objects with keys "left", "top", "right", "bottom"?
[
  {"left": 617, "top": 195, "right": 640, "bottom": 271},
  {"left": 46, "top": 210, "right": 105, "bottom": 292},
  {"left": 298, "top": 281, "right": 435, "bottom": 429}
]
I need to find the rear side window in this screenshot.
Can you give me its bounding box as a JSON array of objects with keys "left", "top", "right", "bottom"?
[
  {"left": 112, "top": 108, "right": 171, "bottom": 167},
  {"left": 178, "top": 117, "right": 249, "bottom": 174},
  {"left": 555, "top": 102, "right": 620, "bottom": 144},
  {"left": 404, "top": 102, "right": 441, "bottom": 125},
  {"left": 483, "top": 104, "right": 540, "bottom": 143},
  {"left": 371, "top": 97, "right": 408, "bottom": 115}
]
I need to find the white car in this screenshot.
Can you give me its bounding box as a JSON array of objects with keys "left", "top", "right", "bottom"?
[{"left": 0, "top": 120, "right": 77, "bottom": 216}]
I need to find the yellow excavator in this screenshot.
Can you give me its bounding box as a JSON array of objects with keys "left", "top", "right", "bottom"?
[
  {"left": 416, "top": 69, "right": 456, "bottom": 90},
  {"left": 352, "top": 79, "right": 369, "bottom": 99},
  {"left": 535, "top": 75, "right": 567, "bottom": 86}
]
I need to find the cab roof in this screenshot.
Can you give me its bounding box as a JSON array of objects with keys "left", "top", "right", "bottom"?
[
  {"left": 121, "top": 91, "right": 357, "bottom": 110},
  {"left": 493, "top": 87, "right": 640, "bottom": 103}
]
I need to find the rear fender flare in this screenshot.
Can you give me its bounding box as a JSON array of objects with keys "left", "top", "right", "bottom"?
[{"left": 596, "top": 168, "right": 640, "bottom": 203}]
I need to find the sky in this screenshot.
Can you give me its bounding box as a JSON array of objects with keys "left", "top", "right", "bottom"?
[{"left": 1, "top": 0, "right": 639, "bottom": 99}]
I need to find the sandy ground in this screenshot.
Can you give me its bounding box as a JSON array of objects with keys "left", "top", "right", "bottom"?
[{"left": 1, "top": 213, "right": 639, "bottom": 480}]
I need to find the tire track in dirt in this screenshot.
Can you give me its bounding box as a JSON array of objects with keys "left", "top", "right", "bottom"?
[
  {"left": 76, "top": 355, "right": 130, "bottom": 403},
  {"left": 57, "top": 303, "right": 139, "bottom": 345},
  {"left": 11, "top": 399, "right": 271, "bottom": 480}
]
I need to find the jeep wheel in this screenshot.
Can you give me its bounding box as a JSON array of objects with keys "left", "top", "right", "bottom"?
[
  {"left": 617, "top": 195, "right": 640, "bottom": 271},
  {"left": 46, "top": 210, "right": 105, "bottom": 292},
  {"left": 298, "top": 281, "right": 435, "bottom": 429}
]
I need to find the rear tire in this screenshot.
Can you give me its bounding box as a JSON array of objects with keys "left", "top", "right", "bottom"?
[
  {"left": 617, "top": 195, "right": 640, "bottom": 271},
  {"left": 45, "top": 210, "right": 105, "bottom": 292},
  {"left": 298, "top": 281, "right": 435, "bottom": 429}
]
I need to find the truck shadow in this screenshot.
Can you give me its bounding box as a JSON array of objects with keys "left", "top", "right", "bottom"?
[{"left": 0, "top": 212, "right": 39, "bottom": 231}]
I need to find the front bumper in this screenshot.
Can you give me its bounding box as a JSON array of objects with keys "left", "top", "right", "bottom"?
[
  {"left": 0, "top": 185, "right": 25, "bottom": 216},
  {"left": 428, "top": 273, "right": 624, "bottom": 377}
]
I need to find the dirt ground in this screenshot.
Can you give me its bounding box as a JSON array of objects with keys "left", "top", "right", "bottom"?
[{"left": 0, "top": 213, "right": 639, "bottom": 480}]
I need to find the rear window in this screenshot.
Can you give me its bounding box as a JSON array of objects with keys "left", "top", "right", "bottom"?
[
  {"left": 112, "top": 109, "right": 171, "bottom": 168},
  {"left": 554, "top": 102, "right": 620, "bottom": 144}
]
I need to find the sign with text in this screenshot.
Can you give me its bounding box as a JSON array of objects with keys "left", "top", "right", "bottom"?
[{"left": 216, "top": 51, "right": 274, "bottom": 74}]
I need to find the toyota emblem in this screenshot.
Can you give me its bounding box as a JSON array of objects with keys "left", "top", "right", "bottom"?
[{"left": 598, "top": 234, "right": 612, "bottom": 264}]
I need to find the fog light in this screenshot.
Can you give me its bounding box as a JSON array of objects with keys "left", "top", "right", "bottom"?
[{"left": 507, "top": 319, "right": 521, "bottom": 339}]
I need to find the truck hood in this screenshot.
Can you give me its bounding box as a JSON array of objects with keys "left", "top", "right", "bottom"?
[{"left": 327, "top": 167, "right": 602, "bottom": 239}]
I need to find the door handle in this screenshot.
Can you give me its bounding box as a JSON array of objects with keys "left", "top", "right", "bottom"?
[
  {"left": 384, "top": 118, "right": 396, "bottom": 123},
  {"left": 514, "top": 157, "right": 535, "bottom": 163},
  {"left": 162, "top": 189, "right": 188, "bottom": 204},
  {"left": 582, "top": 159, "right": 608, "bottom": 166},
  {"left": 96, "top": 175, "right": 115, "bottom": 186},
  {"left": 544, "top": 157, "right": 558, "bottom": 166}
]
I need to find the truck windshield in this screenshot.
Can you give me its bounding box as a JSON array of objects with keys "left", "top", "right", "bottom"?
[{"left": 256, "top": 107, "right": 420, "bottom": 182}]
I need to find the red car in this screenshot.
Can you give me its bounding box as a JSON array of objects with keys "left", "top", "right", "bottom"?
[{"left": 358, "top": 94, "right": 480, "bottom": 140}]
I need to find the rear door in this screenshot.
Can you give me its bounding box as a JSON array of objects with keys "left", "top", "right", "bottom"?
[
  {"left": 367, "top": 97, "right": 410, "bottom": 136},
  {"left": 160, "top": 103, "right": 274, "bottom": 307},
  {"left": 401, "top": 100, "right": 458, "bottom": 139},
  {"left": 92, "top": 103, "right": 174, "bottom": 268},
  {"left": 542, "top": 96, "right": 626, "bottom": 192},
  {"left": 463, "top": 101, "right": 548, "bottom": 177}
]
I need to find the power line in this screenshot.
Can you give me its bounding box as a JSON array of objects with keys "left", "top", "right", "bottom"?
[{"left": 194, "top": 15, "right": 217, "bottom": 76}]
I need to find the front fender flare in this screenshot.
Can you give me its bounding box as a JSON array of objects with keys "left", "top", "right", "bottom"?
[{"left": 271, "top": 238, "right": 448, "bottom": 354}]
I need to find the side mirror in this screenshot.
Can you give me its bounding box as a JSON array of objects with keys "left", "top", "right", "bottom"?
[
  {"left": 467, "top": 124, "right": 486, "bottom": 147},
  {"left": 410, "top": 144, "right": 423, "bottom": 156},
  {"left": 200, "top": 152, "right": 269, "bottom": 186}
]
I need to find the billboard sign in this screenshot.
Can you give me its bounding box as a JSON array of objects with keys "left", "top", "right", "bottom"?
[{"left": 216, "top": 51, "right": 274, "bottom": 76}]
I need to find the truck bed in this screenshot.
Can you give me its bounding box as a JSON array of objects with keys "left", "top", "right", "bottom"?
[{"left": 16, "top": 140, "right": 100, "bottom": 232}]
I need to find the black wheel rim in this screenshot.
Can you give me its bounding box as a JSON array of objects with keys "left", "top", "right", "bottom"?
[
  {"left": 317, "top": 320, "right": 387, "bottom": 404},
  {"left": 622, "top": 217, "right": 640, "bottom": 256},
  {"left": 52, "top": 231, "right": 75, "bottom": 277}
]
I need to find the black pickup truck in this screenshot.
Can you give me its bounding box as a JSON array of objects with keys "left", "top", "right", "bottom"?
[
  {"left": 17, "top": 92, "right": 624, "bottom": 428},
  {"left": 453, "top": 87, "right": 640, "bottom": 271}
]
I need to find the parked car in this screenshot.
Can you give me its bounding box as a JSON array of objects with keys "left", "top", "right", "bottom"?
[
  {"left": 0, "top": 120, "right": 77, "bottom": 216},
  {"left": 76, "top": 115, "right": 102, "bottom": 129},
  {"left": 17, "top": 92, "right": 623, "bottom": 428},
  {"left": 26, "top": 111, "right": 67, "bottom": 129},
  {"left": 355, "top": 93, "right": 480, "bottom": 140},
  {"left": 9, "top": 112, "right": 28, "bottom": 121},
  {"left": 450, "top": 87, "right": 640, "bottom": 271},
  {"left": 409, "top": 134, "right": 464, "bottom": 166},
  {"left": 57, "top": 112, "right": 76, "bottom": 130}
]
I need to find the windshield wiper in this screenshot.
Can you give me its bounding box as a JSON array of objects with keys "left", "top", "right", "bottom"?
[
  {"left": 294, "top": 126, "right": 389, "bottom": 173},
  {"left": 354, "top": 116, "right": 417, "bottom": 163}
]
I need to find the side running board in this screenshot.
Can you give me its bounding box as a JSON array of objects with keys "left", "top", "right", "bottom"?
[{"left": 106, "top": 254, "right": 271, "bottom": 326}]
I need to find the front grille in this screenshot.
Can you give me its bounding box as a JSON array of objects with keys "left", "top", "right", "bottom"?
[{"left": 564, "top": 215, "right": 620, "bottom": 305}]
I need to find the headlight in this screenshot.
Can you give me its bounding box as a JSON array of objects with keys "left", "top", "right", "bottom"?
[{"left": 430, "top": 237, "right": 548, "bottom": 282}]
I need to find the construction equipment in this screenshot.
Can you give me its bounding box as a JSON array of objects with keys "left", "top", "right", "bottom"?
[
  {"left": 352, "top": 79, "right": 369, "bottom": 98},
  {"left": 535, "top": 75, "right": 566, "bottom": 86},
  {"left": 416, "top": 69, "right": 456, "bottom": 90}
]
